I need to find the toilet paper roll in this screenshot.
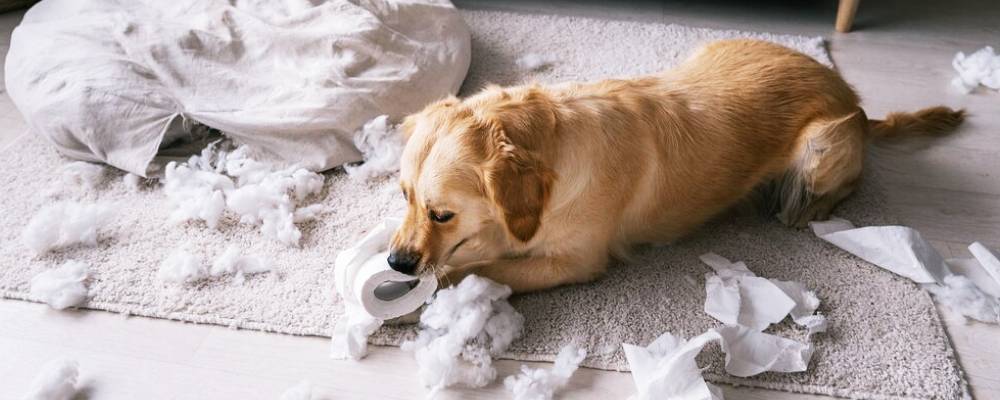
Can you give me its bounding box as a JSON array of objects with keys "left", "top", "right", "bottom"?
[
  {"left": 334, "top": 218, "right": 438, "bottom": 320},
  {"left": 353, "top": 251, "right": 438, "bottom": 319}
]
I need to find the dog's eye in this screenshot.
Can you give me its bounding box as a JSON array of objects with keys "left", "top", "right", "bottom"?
[{"left": 429, "top": 210, "right": 455, "bottom": 223}]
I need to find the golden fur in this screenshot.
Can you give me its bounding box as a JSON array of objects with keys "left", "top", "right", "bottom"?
[{"left": 389, "top": 39, "right": 965, "bottom": 293}]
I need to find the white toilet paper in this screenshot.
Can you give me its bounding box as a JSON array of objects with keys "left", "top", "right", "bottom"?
[
  {"left": 331, "top": 217, "right": 438, "bottom": 360},
  {"left": 350, "top": 250, "right": 439, "bottom": 319}
]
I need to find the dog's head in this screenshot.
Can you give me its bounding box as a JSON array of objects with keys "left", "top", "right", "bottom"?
[{"left": 387, "top": 86, "right": 557, "bottom": 277}]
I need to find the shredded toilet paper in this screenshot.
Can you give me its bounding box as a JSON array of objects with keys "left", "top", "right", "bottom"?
[
  {"left": 809, "top": 219, "right": 949, "bottom": 284},
  {"left": 505, "top": 344, "right": 587, "bottom": 400},
  {"left": 713, "top": 325, "right": 813, "bottom": 377},
  {"left": 700, "top": 253, "right": 825, "bottom": 334},
  {"left": 623, "top": 329, "right": 725, "bottom": 400},
  {"left": 969, "top": 242, "right": 1000, "bottom": 289},
  {"left": 951, "top": 46, "right": 1000, "bottom": 93},
  {"left": 623, "top": 325, "right": 813, "bottom": 400},
  {"left": 402, "top": 275, "right": 524, "bottom": 396},
  {"left": 811, "top": 218, "right": 1000, "bottom": 324},
  {"left": 331, "top": 218, "right": 437, "bottom": 360},
  {"left": 29, "top": 260, "right": 90, "bottom": 310},
  {"left": 22, "top": 359, "right": 80, "bottom": 400}
]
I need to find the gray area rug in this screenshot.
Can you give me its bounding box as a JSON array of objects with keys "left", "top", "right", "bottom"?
[{"left": 0, "top": 10, "right": 965, "bottom": 400}]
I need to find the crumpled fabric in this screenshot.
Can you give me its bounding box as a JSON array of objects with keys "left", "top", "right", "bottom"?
[{"left": 6, "top": 0, "right": 470, "bottom": 176}]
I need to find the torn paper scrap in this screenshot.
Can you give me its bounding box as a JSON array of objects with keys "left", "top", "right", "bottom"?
[
  {"left": 704, "top": 272, "right": 794, "bottom": 331},
  {"left": 809, "top": 218, "right": 949, "bottom": 284},
  {"left": 622, "top": 330, "right": 724, "bottom": 400},
  {"left": 969, "top": 242, "right": 1000, "bottom": 290},
  {"left": 401, "top": 275, "right": 524, "bottom": 395},
  {"left": 22, "top": 358, "right": 80, "bottom": 400},
  {"left": 623, "top": 327, "right": 813, "bottom": 399},
  {"left": 807, "top": 217, "right": 856, "bottom": 237},
  {"left": 714, "top": 325, "right": 813, "bottom": 377},
  {"left": 951, "top": 46, "right": 1000, "bottom": 94},
  {"left": 505, "top": 345, "right": 587, "bottom": 400},
  {"left": 330, "top": 306, "right": 383, "bottom": 361},
  {"left": 769, "top": 280, "right": 827, "bottom": 335},
  {"left": 699, "top": 253, "right": 755, "bottom": 278},
  {"left": 29, "top": 260, "right": 90, "bottom": 310},
  {"left": 22, "top": 201, "right": 115, "bottom": 255},
  {"left": 812, "top": 218, "right": 1000, "bottom": 324},
  {"left": 700, "top": 253, "right": 822, "bottom": 333},
  {"left": 793, "top": 314, "right": 829, "bottom": 336},
  {"left": 330, "top": 218, "right": 438, "bottom": 360}
]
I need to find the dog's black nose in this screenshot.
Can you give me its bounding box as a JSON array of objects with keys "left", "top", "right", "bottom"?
[{"left": 387, "top": 250, "right": 421, "bottom": 275}]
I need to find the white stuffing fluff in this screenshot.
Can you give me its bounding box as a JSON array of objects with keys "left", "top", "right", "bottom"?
[
  {"left": 504, "top": 345, "right": 587, "bottom": 400},
  {"left": 345, "top": 115, "right": 404, "bottom": 181},
  {"left": 515, "top": 53, "right": 556, "bottom": 71},
  {"left": 123, "top": 173, "right": 142, "bottom": 191},
  {"left": 60, "top": 161, "right": 106, "bottom": 189},
  {"left": 29, "top": 260, "right": 89, "bottom": 310},
  {"left": 292, "top": 204, "right": 328, "bottom": 223},
  {"left": 210, "top": 245, "right": 270, "bottom": 284},
  {"left": 926, "top": 275, "right": 1000, "bottom": 323},
  {"left": 401, "top": 275, "right": 525, "bottom": 395},
  {"left": 158, "top": 248, "right": 207, "bottom": 284},
  {"left": 280, "top": 380, "right": 316, "bottom": 400},
  {"left": 162, "top": 141, "right": 325, "bottom": 246},
  {"left": 22, "top": 201, "right": 115, "bottom": 255},
  {"left": 22, "top": 358, "right": 80, "bottom": 400},
  {"left": 951, "top": 46, "right": 1000, "bottom": 93}
]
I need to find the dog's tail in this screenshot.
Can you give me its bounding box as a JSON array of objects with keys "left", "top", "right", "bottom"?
[{"left": 867, "top": 106, "right": 966, "bottom": 139}]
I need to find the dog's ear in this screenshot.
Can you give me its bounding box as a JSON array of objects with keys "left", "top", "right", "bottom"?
[
  {"left": 479, "top": 87, "right": 557, "bottom": 242},
  {"left": 484, "top": 142, "right": 554, "bottom": 242}
]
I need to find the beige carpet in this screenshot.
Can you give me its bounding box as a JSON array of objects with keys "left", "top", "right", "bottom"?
[{"left": 0, "top": 10, "right": 966, "bottom": 400}]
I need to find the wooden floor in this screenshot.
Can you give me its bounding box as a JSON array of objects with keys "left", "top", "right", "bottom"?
[{"left": 1, "top": 1, "right": 998, "bottom": 399}]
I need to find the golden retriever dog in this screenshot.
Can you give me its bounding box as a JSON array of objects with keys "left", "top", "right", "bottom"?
[{"left": 387, "top": 39, "right": 964, "bottom": 293}]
